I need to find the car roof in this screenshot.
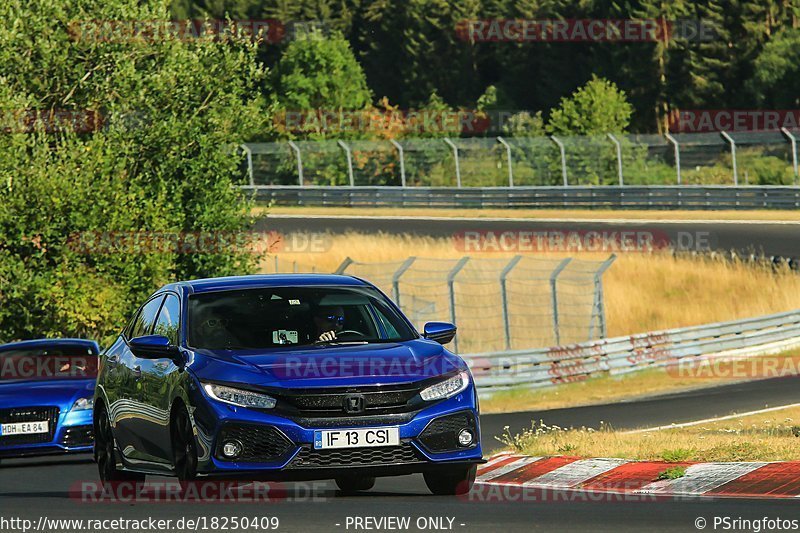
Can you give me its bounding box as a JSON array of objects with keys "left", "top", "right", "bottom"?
[
  {"left": 0, "top": 338, "right": 100, "bottom": 353},
  {"left": 164, "top": 274, "right": 369, "bottom": 294}
]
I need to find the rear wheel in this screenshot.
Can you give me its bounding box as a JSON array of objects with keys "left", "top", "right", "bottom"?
[
  {"left": 335, "top": 475, "right": 376, "bottom": 494},
  {"left": 424, "top": 465, "right": 477, "bottom": 495},
  {"left": 171, "top": 405, "right": 197, "bottom": 482},
  {"left": 94, "top": 403, "right": 145, "bottom": 485}
]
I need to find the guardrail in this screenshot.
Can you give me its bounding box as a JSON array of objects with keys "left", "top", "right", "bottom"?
[
  {"left": 464, "top": 309, "right": 800, "bottom": 391},
  {"left": 242, "top": 185, "right": 800, "bottom": 210}
]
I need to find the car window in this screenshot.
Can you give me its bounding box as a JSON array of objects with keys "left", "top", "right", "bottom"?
[
  {"left": 187, "top": 286, "right": 416, "bottom": 351},
  {"left": 153, "top": 294, "right": 180, "bottom": 345},
  {"left": 129, "top": 295, "right": 165, "bottom": 339}
]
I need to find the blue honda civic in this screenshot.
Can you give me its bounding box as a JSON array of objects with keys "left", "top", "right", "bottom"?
[
  {"left": 0, "top": 338, "right": 99, "bottom": 462},
  {"left": 94, "top": 274, "right": 483, "bottom": 494}
]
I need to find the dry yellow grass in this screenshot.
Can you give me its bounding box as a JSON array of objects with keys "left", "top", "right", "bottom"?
[
  {"left": 503, "top": 405, "right": 800, "bottom": 462},
  {"left": 261, "top": 205, "right": 800, "bottom": 222},
  {"left": 261, "top": 232, "right": 800, "bottom": 339}
]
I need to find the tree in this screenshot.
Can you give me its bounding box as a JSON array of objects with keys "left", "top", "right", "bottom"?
[
  {"left": 750, "top": 29, "right": 800, "bottom": 108},
  {"left": 546, "top": 76, "right": 634, "bottom": 135},
  {"left": 270, "top": 30, "right": 372, "bottom": 111},
  {"left": 0, "top": 0, "right": 266, "bottom": 343}
]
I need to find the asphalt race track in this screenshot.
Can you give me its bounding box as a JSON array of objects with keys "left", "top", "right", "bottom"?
[
  {"left": 479, "top": 376, "right": 800, "bottom": 441},
  {"left": 257, "top": 214, "right": 800, "bottom": 258},
  {"left": 2, "top": 376, "right": 799, "bottom": 532}
]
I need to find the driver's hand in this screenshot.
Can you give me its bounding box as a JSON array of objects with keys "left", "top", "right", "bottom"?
[{"left": 318, "top": 330, "right": 337, "bottom": 342}]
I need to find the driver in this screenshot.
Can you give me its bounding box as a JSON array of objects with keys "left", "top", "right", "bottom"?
[{"left": 314, "top": 305, "right": 345, "bottom": 342}]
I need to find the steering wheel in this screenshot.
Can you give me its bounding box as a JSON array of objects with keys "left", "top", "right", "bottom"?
[{"left": 336, "top": 329, "right": 366, "bottom": 338}]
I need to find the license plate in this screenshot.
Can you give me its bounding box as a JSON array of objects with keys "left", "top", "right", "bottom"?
[
  {"left": 0, "top": 421, "right": 49, "bottom": 436},
  {"left": 314, "top": 427, "right": 400, "bottom": 450}
]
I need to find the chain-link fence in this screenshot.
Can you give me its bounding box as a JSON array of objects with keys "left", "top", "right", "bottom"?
[
  {"left": 242, "top": 130, "right": 800, "bottom": 187},
  {"left": 262, "top": 255, "right": 616, "bottom": 353}
]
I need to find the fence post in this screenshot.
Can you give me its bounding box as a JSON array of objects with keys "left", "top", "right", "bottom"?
[
  {"left": 589, "top": 254, "right": 617, "bottom": 340},
  {"left": 720, "top": 131, "right": 738, "bottom": 186},
  {"left": 443, "top": 137, "right": 462, "bottom": 188},
  {"left": 337, "top": 140, "right": 355, "bottom": 187},
  {"left": 550, "top": 135, "right": 568, "bottom": 186},
  {"left": 334, "top": 257, "right": 354, "bottom": 274},
  {"left": 499, "top": 255, "right": 523, "bottom": 351},
  {"left": 781, "top": 127, "right": 799, "bottom": 185},
  {"left": 550, "top": 258, "right": 572, "bottom": 345},
  {"left": 241, "top": 144, "right": 254, "bottom": 187},
  {"left": 497, "top": 136, "right": 514, "bottom": 187},
  {"left": 447, "top": 257, "right": 470, "bottom": 353},
  {"left": 390, "top": 139, "right": 407, "bottom": 187},
  {"left": 391, "top": 256, "right": 416, "bottom": 307},
  {"left": 607, "top": 133, "right": 624, "bottom": 186},
  {"left": 664, "top": 133, "right": 681, "bottom": 185},
  {"left": 287, "top": 141, "right": 304, "bottom": 186}
]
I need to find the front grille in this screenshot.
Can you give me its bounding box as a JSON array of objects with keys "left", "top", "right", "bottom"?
[
  {"left": 62, "top": 425, "right": 93, "bottom": 447},
  {"left": 287, "top": 443, "right": 422, "bottom": 469},
  {"left": 0, "top": 407, "right": 59, "bottom": 446},
  {"left": 418, "top": 411, "right": 478, "bottom": 452},
  {"left": 215, "top": 424, "right": 294, "bottom": 462},
  {"left": 269, "top": 382, "right": 427, "bottom": 418}
]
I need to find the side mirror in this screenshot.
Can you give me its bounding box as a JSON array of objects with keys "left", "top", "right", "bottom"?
[
  {"left": 423, "top": 322, "right": 457, "bottom": 345},
  {"left": 129, "top": 335, "right": 179, "bottom": 361}
]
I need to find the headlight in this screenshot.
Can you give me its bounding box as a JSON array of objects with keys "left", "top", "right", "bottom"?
[
  {"left": 203, "top": 383, "right": 276, "bottom": 409},
  {"left": 420, "top": 371, "right": 470, "bottom": 401},
  {"left": 72, "top": 397, "right": 94, "bottom": 411}
]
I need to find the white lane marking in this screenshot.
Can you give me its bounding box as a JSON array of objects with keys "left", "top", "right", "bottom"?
[
  {"left": 480, "top": 454, "right": 520, "bottom": 471},
  {"left": 625, "top": 402, "right": 800, "bottom": 434},
  {"left": 266, "top": 214, "right": 800, "bottom": 226},
  {"left": 521, "top": 458, "right": 628, "bottom": 488},
  {"left": 476, "top": 456, "right": 542, "bottom": 482},
  {"left": 635, "top": 462, "right": 767, "bottom": 495}
]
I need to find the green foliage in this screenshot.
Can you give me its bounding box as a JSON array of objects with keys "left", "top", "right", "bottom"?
[
  {"left": 660, "top": 448, "right": 696, "bottom": 462},
  {"left": 271, "top": 31, "right": 372, "bottom": 112},
  {"left": 0, "top": 0, "right": 266, "bottom": 345},
  {"left": 656, "top": 466, "right": 687, "bottom": 480},
  {"left": 502, "top": 112, "right": 545, "bottom": 138},
  {"left": 547, "top": 76, "right": 634, "bottom": 136}
]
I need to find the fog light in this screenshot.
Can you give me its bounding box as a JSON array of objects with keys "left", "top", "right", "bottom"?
[
  {"left": 222, "top": 440, "right": 243, "bottom": 458},
  {"left": 457, "top": 429, "right": 474, "bottom": 447}
]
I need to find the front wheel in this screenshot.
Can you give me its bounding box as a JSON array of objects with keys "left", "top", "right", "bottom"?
[
  {"left": 171, "top": 405, "right": 198, "bottom": 482},
  {"left": 335, "top": 475, "right": 376, "bottom": 494},
  {"left": 424, "top": 465, "right": 477, "bottom": 495},
  {"left": 94, "top": 403, "right": 145, "bottom": 485}
]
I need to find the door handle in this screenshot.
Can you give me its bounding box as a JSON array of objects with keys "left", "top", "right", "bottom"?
[{"left": 133, "top": 365, "right": 142, "bottom": 380}]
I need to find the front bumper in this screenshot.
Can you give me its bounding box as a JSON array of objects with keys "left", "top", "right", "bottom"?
[
  {"left": 0, "top": 407, "right": 94, "bottom": 459},
  {"left": 190, "top": 385, "right": 483, "bottom": 477}
]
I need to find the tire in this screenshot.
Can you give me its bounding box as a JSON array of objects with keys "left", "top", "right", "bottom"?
[
  {"left": 94, "top": 403, "right": 145, "bottom": 485},
  {"left": 423, "top": 464, "right": 477, "bottom": 496},
  {"left": 171, "top": 405, "right": 198, "bottom": 482},
  {"left": 335, "top": 475, "right": 376, "bottom": 494}
]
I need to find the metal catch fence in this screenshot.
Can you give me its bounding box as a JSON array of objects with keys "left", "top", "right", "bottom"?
[
  {"left": 242, "top": 130, "right": 800, "bottom": 188},
  {"left": 263, "top": 255, "right": 616, "bottom": 353}
]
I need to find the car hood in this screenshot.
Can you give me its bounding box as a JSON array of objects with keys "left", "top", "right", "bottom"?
[
  {"left": 0, "top": 379, "right": 95, "bottom": 410},
  {"left": 190, "top": 340, "right": 466, "bottom": 388}
]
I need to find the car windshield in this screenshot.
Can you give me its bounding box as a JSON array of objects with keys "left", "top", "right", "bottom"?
[
  {"left": 0, "top": 345, "right": 99, "bottom": 382},
  {"left": 187, "top": 285, "right": 417, "bottom": 350}
]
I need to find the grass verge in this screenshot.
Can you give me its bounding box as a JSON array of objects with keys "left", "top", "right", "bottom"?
[
  {"left": 501, "top": 404, "right": 800, "bottom": 462},
  {"left": 260, "top": 205, "right": 800, "bottom": 222}
]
